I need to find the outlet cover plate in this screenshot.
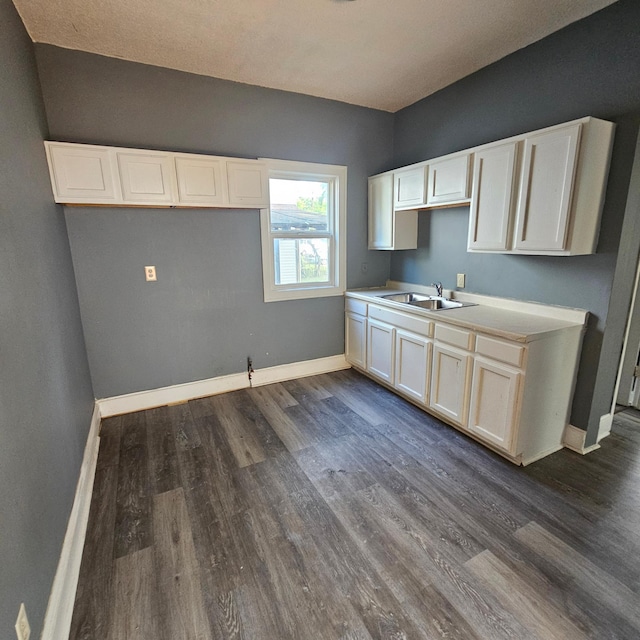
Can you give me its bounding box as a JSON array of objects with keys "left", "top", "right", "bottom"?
[{"left": 456, "top": 273, "right": 465, "bottom": 288}]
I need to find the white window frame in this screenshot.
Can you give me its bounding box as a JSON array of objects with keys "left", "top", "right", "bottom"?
[{"left": 260, "top": 158, "right": 347, "bottom": 302}]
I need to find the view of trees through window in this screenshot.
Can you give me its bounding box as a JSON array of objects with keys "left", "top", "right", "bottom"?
[{"left": 270, "top": 178, "right": 330, "bottom": 285}]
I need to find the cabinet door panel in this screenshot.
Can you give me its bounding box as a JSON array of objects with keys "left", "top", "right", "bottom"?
[
  {"left": 226, "top": 160, "right": 269, "bottom": 207},
  {"left": 46, "top": 143, "right": 119, "bottom": 203},
  {"left": 368, "top": 174, "right": 394, "bottom": 249},
  {"left": 514, "top": 124, "right": 581, "bottom": 251},
  {"left": 469, "top": 357, "right": 520, "bottom": 452},
  {"left": 429, "top": 343, "right": 471, "bottom": 426},
  {"left": 395, "top": 330, "right": 430, "bottom": 404},
  {"left": 117, "top": 151, "right": 175, "bottom": 204},
  {"left": 394, "top": 166, "right": 426, "bottom": 209},
  {"left": 345, "top": 313, "right": 367, "bottom": 369},
  {"left": 427, "top": 155, "right": 470, "bottom": 205},
  {"left": 367, "top": 319, "right": 395, "bottom": 384},
  {"left": 175, "top": 155, "right": 225, "bottom": 205},
  {"left": 468, "top": 142, "right": 517, "bottom": 251}
]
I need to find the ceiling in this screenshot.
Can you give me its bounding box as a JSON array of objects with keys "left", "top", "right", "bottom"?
[{"left": 13, "top": 0, "right": 617, "bottom": 112}]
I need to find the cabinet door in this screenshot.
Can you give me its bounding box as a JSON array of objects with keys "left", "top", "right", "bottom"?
[
  {"left": 395, "top": 330, "right": 431, "bottom": 405},
  {"left": 45, "top": 142, "right": 119, "bottom": 203},
  {"left": 429, "top": 343, "right": 472, "bottom": 426},
  {"left": 468, "top": 356, "right": 521, "bottom": 452},
  {"left": 394, "top": 166, "right": 427, "bottom": 209},
  {"left": 368, "top": 174, "right": 394, "bottom": 249},
  {"left": 514, "top": 123, "right": 581, "bottom": 251},
  {"left": 345, "top": 312, "right": 367, "bottom": 369},
  {"left": 367, "top": 319, "right": 395, "bottom": 384},
  {"left": 427, "top": 154, "right": 471, "bottom": 205},
  {"left": 116, "top": 150, "right": 176, "bottom": 204},
  {"left": 175, "top": 155, "right": 226, "bottom": 206},
  {"left": 468, "top": 142, "right": 518, "bottom": 251},
  {"left": 226, "top": 160, "right": 269, "bottom": 208}
]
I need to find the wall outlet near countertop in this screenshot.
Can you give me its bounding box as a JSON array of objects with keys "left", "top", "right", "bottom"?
[{"left": 456, "top": 273, "right": 466, "bottom": 288}]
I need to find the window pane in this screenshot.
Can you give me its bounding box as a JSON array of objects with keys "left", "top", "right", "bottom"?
[
  {"left": 274, "top": 238, "right": 330, "bottom": 285},
  {"left": 270, "top": 178, "right": 329, "bottom": 232}
]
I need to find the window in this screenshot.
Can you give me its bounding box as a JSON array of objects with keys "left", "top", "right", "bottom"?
[{"left": 260, "top": 159, "right": 346, "bottom": 302}]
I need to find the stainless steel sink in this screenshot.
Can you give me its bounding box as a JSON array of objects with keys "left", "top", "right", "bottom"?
[{"left": 379, "top": 292, "right": 476, "bottom": 311}]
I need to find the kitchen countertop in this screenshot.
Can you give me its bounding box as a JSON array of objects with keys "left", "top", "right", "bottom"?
[{"left": 346, "top": 287, "right": 587, "bottom": 343}]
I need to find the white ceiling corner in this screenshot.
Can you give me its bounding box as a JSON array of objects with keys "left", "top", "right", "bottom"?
[{"left": 12, "top": 0, "right": 618, "bottom": 112}]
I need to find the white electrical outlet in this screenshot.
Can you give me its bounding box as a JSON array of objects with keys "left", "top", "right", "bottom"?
[
  {"left": 15, "top": 603, "right": 30, "bottom": 640},
  {"left": 456, "top": 273, "right": 466, "bottom": 288},
  {"left": 144, "top": 266, "right": 157, "bottom": 282}
]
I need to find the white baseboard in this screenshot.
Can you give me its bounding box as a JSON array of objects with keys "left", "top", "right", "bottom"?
[
  {"left": 41, "top": 403, "right": 101, "bottom": 640},
  {"left": 563, "top": 423, "right": 601, "bottom": 455},
  {"left": 98, "top": 354, "right": 350, "bottom": 418},
  {"left": 597, "top": 412, "right": 613, "bottom": 442}
]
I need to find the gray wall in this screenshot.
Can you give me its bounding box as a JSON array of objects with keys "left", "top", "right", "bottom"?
[
  {"left": 390, "top": 0, "right": 640, "bottom": 433},
  {"left": 35, "top": 47, "right": 394, "bottom": 398},
  {"left": 0, "top": 1, "right": 95, "bottom": 637}
]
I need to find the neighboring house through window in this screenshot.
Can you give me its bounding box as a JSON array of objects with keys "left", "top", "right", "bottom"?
[{"left": 260, "top": 159, "right": 347, "bottom": 302}]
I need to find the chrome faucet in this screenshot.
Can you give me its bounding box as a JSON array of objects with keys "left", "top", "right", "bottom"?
[{"left": 431, "top": 281, "right": 443, "bottom": 297}]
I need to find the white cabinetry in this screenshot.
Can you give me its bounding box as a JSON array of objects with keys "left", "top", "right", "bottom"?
[
  {"left": 394, "top": 166, "right": 427, "bottom": 209},
  {"left": 467, "top": 117, "right": 614, "bottom": 255},
  {"left": 345, "top": 298, "right": 368, "bottom": 369},
  {"left": 226, "top": 160, "right": 269, "bottom": 207},
  {"left": 116, "top": 150, "right": 176, "bottom": 205},
  {"left": 426, "top": 154, "right": 471, "bottom": 205},
  {"left": 513, "top": 123, "right": 581, "bottom": 252},
  {"left": 367, "top": 319, "right": 395, "bottom": 384},
  {"left": 44, "top": 141, "right": 269, "bottom": 209},
  {"left": 44, "top": 143, "right": 120, "bottom": 203},
  {"left": 395, "top": 330, "right": 431, "bottom": 405},
  {"left": 345, "top": 292, "right": 586, "bottom": 465},
  {"left": 429, "top": 323, "right": 473, "bottom": 426},
  {"left": 174, "top": 154, "right": 226, "bottom": 206},
  {"left": 468, "top": 142, "right": 518, "bottom": 251},
  {"left": 368, "top": 174, "right": 417, "bottom": 250}
]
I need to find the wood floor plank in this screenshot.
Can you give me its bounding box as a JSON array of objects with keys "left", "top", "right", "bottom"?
[
  {"left": 515, "top": 521, "right": 640, "bottom": 632},
  {"left": 113, "top": 411, "right": 152, "bottom": 558},
  {"left": 69, "top": 465, "right": 118, "bottom": 640},
  {"left": 208, "top": 392, "right": 267, "bottom": 468},
  {"left": 97, "top": 416, "right": 122, "bottom": 470},
  {"left": 466, "top": 549, "right": 588, "bottom": 640},
  {"left": 248, "top": 385, "right": 320, "bottom": 451},
  {"left": 109, "top": 547, "right": 161, "bottom": 640},
  {"left": 153, "top": 488, "right": 213, "bottom": 640},
  {"left": 147, "top": 418, "right": 181, "bottom": 495}
]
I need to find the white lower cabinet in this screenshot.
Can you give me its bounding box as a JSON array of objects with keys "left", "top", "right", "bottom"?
[
  {"left": 367, "top": 319, "right": 395, "bottom": 384},
  {"left": 345, "top": 311, "right": 367, "bottom": 369},
  {"left": 468, "top": 356, "right": 521, "bottom": 452},
  {"left": 395, "top": 330, "right": 431, "bottom": 405},
  {"left": 429, "top": 342, "right": 472, "bottom": 426},
  {"left": 345, "top": 294, "right": 585, "bottom": 465}
]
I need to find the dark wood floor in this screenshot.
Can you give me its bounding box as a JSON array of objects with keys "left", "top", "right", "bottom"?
[{"left": 70, "top": 369, "right": 640, "bottom": 640}]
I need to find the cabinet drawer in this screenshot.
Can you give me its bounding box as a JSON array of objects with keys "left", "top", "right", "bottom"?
[
  {"left": 434, "top": 323, "right": 474, "bottom": 350},
  {"left": 369, "top": 304, "right": 432, "bottom": 337},
  {"left": 345, "top": 298, "right": 367, "bottom": 316},
  {"left": 475, "top": 335, "right": 525, "bottom": 368}
]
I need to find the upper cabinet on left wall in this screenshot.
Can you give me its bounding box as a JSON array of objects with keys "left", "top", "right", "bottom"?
[{"left": 44, "top": 141, "right": 270, "bottom": 209}]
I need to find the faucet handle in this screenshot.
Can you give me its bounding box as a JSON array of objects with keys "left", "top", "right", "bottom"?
[{"left": 431, "top": 281, "right": 443, "bottom": 297}]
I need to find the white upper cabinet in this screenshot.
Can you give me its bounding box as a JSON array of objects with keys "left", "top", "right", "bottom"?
[
  {"left": 426, "top": 154, "right": 471, "bottom": 205},
  {"left": 44, "top": 141, "right": 270, "bottom": 210},
  {"left": 468, "top": 142, "right": 518, "bottom": 251},
  {"left": 513, "top": 123, "right": 581, "bottom": 252},
  {"left": 174, "top": 154, "right": 226, "bottom": 206},
  {"left": 45, "top": 142, "right": 120, "bottom": 203},
  {"left": 467, "top": 117, "right": 614, "bottom": 255},
  {"left": 393, "top": 166, "right": 427, "bottom": 209},
  {"left": 116, "top": 150, "right": 176, "bottom": 205},
  {"left": 368, "top": 173, "right": 417, "bottom": 250},
  {"left": 226, "top": 160, "right": 269, "bottom": 208}
]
